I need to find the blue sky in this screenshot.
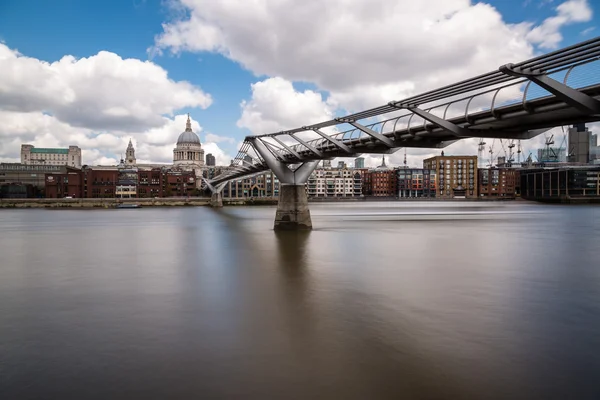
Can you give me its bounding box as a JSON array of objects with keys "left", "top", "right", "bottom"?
[{"left": 0, "top": 0, "right": 597, "bottom": 166}]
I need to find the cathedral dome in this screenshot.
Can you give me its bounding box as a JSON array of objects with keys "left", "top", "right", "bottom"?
[
  {"left": 177, "top": 114, "right": 201, "bottom": 145},
  {"left": 177, "top": 131, "right": 200, "bottom": 145}
]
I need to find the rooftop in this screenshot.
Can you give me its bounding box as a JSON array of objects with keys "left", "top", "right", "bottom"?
[{"left": 30, "top": 148, "right": 69, "bottom": 154}]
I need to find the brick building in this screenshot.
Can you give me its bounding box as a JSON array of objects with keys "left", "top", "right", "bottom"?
[
  {"left": 423, "top": 155, "right": 478, "bottom": 198},
  {"left": 45, "top": 167, "right": 196, "bottom": 198},
  {"left": 478, "top": 168, "right": 517, "bottom": 198},
  {"left": 368, "top": 157, "right": 397, "bottom": 197},
  {"left": 1, "top": 163, "right": 71, "bottom": 196},
  {"left": 397, "top": 168, "right": 437, "bottom": 198}
]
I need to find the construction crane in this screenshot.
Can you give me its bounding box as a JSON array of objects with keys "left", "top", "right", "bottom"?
[
  {"left": 487, "top": 139, "right": 497, "bottom": 168},
  {"left": 507, "top": 140, "right": 516, "bottom": 166},
  {"left": 478, "top": 138, "right": 487, "bottom": 168}
]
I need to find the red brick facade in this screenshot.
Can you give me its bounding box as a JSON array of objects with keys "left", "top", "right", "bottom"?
[{"left": 45, "top": 167, "right": 196, "bottom": 198}]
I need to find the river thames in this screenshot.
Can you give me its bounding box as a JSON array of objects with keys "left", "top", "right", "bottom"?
[{"left": 1, "top": 202, "right": 599, "bottom": 399}]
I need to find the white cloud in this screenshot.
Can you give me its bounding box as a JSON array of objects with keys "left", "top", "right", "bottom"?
[
  {"left": 202, "top": 142, "right": 231, "bottom": 166},
  {"left": 526, "top": 0, "right": 592, "bottom": 48},
  {"left": 152, "top": 0, "right": 538, "bottom": 109},
  {"left": 0, "top": 43, "right": 212, "bottom": 131},
  {"left": 580, "top": 26, "right": 596, "bottom": 35},
  {"left": 205, "top": 132, "right": 236, "bottom": 144},
  {"left": 236, "top": 77, "right": 333, "bottom": 135}
]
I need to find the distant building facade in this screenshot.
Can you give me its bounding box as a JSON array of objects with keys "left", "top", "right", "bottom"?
[
  {"left": 397, "top": 168, "right": 436, "bottom": 198},
  {"left": 520, "top": 167, "right": 600, "bottom": 200},
  {"left": 478, "top": 168, "right": 517, "bottom": 198},
  {"left": 307, "top": 168, "right": 362, "bottom": 197},
  {"left": 423, "top": 155, "right": 478, "bottom": 198},
  {"left": 366, "top": 156, "right": 396, "bottom": 197},
  {"left": 568, "top": 123, "right": 591, "bottom": 164},
  {"left": 206, "top": 153, "right": 216, "bottom": 166},
  {"left": 1, "top": 163, "right": 73, "bottom": 197},
  {"left": 21, "top": 144, "right": 82, "bottom": 168},
  {"left": 45, "top": 166, "right": 197, "bottom": 199},
  {"left": 354, "top": 157, "right": 365, "bottom": 169},
  {"left": 537, "top": 147, "right": 567, "bottom": 163},
  {"left": 222, "top": 171, "right": 280, "bottom": 198},
  {"left": 590, "top": 133, "right": 600, "bottom": 164}
]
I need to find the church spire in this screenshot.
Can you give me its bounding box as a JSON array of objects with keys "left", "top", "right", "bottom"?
[
  {"left": 381, "top": 155, "right": 386, "bottom": 167},
  {"left": 185, "top": 113, "right": 192, "bottom": 132}
]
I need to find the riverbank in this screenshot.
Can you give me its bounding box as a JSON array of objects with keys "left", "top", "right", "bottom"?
[
  {"left": 0, "top": 196, "right": 524, "bottom": 208},
  {"left": 0, "top": 198, "right": 211, "bottom": 208}
]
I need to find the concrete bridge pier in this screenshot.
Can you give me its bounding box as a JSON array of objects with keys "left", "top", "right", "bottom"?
[
  {"left": 275, "top": 184, "right": 312, "bottom": 230},
  {"left": 249, "top": 138, "right": 319, "bottom": 230},
  {"left": 210, "top": 191, "right": 223, "bottom": 208},
  {"left": 204, "top": 179, "right": 225, "bottom": 208}
]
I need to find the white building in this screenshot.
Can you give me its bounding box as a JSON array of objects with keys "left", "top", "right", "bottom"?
[
  {"left": 21, "top": 144, "right": 82, "bottom": 168},
  {"left": 173, "top": 114, "right": 204, "bottom": 168},
  {"left": 307, "top": 167, "right": 362, "bottom": 197}
]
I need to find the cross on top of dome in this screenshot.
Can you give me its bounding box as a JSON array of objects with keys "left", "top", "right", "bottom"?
[
  {"left": 185, "top": 113, "right": 192, "bottom": 132},
  {"left": 176, "top": 114, "right": 201, "bottom": 145}
]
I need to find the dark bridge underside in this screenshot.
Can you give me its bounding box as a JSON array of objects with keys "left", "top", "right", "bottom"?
[{"left": 210, "top": 85, "right": 600, "bottom": 186}]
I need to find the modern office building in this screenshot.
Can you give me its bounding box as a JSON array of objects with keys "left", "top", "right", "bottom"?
[
  {"left": 354, "top": 157, "right": 365, "bottom": 169},
  {"left": 568, "top": 123, "right": 591, "bottom": 164},
  {"left": 537, "top": 147, "right": 567, "bottom": 163},
  {"left": 520, "top": 167, "right": 600, "bottom": 200},
  {"left": 423, "top": 155, "right": 478, "bottom": 198},
  {"left": 206, "top": 153, "right": 216, "bottom": 166},
  {"left": 590, "top": 133, "right": 600, "bottom": 164}
]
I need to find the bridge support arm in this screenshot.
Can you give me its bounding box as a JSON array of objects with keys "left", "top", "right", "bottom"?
[
  {"left": 499, "top": 63, "right": 600, "bottom": 115},
  {"left": 272, "top": 136, "right": 303, "bottom": 159},
  {"left": 391, "top": 103, "right": 476, "bottom": 137},
  {"left": 310, "top": 128, "right": 354, "bottom": 154},
  {"left": 290, "top": 133, "right": 324, "bottom": 157},
  {"left": 204, "top": 178, "right": 226, "bottom": 208},
  {"left": 249, "top": 138, "right": 294, "bottom": 182},
  {"left": 342, "top": 120, "right": 396, "bottom": 147}
]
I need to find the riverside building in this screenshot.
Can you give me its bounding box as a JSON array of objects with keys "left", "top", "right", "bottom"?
[
  {"left": 423, "top": 155, "right": 478, "bottom": 198},
  {"left": 306, "top": 167, "right": 362, "bottom": 197}
]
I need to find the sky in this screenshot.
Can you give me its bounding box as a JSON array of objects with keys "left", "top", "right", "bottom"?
[{"left": 0, "top": 0, "right": 598, "bottom": 168}]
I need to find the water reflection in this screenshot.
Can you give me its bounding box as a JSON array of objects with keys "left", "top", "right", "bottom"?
[{"left": 1, "top": 203, "right": 599, "bottom": 399}]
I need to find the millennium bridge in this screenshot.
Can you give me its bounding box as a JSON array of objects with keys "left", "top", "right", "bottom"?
[{"left": 205, "top": 37, "right": 600, "bottom": 230}]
